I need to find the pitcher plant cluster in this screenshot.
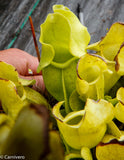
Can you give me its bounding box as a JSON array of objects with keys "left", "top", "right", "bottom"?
[{"left": 37, "top": 5, "right": 124, "bottom": 160}]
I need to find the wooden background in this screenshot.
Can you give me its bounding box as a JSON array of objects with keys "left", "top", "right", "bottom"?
[{"left": 0, "top": 0, "right": 124, "bottom": 56}]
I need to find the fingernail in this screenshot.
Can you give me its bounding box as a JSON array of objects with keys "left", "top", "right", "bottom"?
[{"left": 28, "top": 68, "right": 33, "bottom": 75}]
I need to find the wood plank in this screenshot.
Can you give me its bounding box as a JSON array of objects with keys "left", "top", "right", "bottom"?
[{"left": 0, "top": 0, "right": 124, "bottom": 56}]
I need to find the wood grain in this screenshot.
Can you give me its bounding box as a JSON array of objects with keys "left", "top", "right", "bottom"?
[{"left": 0, "top": 0, "right": 124, "bottom": 56}]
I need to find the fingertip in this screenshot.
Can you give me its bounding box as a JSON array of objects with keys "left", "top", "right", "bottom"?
[{"left": 32, "top": 75, "right": 45, "bottom": 94}]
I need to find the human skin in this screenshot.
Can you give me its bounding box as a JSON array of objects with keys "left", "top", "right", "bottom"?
[{"left": 0, "top": 48, "right": 45, "bottom": 93}]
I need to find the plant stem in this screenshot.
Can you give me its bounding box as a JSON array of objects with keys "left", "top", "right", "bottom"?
[
  {"left": 29, "top": 16, "right": 40, "bottom": 62},
  {"left": 96, "top": 74, "right": 104, "bottom": 100},
  {"left": 107, "top": 121, "right": 122, "bottom": 138},
  {"left": 81, "top": 147, "right": 93, "bottom": 160}
]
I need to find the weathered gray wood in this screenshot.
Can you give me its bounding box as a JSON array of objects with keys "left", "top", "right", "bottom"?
[
  {"left": 0, "top": 0, "right": 124, "bottom": 56},
  {"left": 82, "top": 0, "right": 124, "bottom": 43}
]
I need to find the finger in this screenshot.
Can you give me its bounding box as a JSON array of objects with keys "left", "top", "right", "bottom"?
[{"left": 0, "top": 48, "right": 41, "bottom": 76}]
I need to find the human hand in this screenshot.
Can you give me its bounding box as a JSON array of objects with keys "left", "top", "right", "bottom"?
[{"left": 0, "top": 48, "right": 45, "bottom": 93}]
